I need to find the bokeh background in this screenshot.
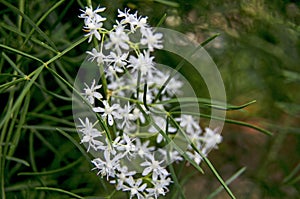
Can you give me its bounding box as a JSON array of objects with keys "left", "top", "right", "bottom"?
[{"left": 1, "top": 0, "right": 299, "bottom": 198}]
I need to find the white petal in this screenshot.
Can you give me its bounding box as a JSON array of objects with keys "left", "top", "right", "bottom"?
[
  {"left": 93, "top": 107, "right": 104, "bottom": 112},
  {"left": 108, "top": 114, "right": 114, "bottom": 126},
  {"left": 93, "top": 92, "right": 103, "bottom": 99},
  {"left": 142, "top": 167, "right": 152, "bottom": 176}
]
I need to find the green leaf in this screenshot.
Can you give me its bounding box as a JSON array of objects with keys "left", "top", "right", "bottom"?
[
  {"left": 283, "top": 162, "right": 300, "bottom": 185},
  {"left": 0, "top": 65, "right": 44, "bottom": 130},
  {"left": 22, "top": 0, "right": 66, "bottom": 48},
  {"left": 275, "top": 102, "right": 300, "bottom": 117},
  {"left": 0, "top": 0, "right": 58, "bottom": 51},
  {"left": 153, "top": 0, "right": 179, "bottom": 7},
  {"left": 8, "top": 90, "right": 31, "bottom": 157},
  {"left": 35, "top": 187, "right": 84, "bottom": 199},
  {"left": 206, "top": 167, "right": 246, "bottom": 199},
  {"left": 0, "top": 44, "right": 44, "bottom": 64},
  {"left": 155, "top": 97, "right": 257, "bottom": 111},
  {"left": 170, "top": 111, "right": 273, "bottom": 136},
  {"left": 0, "top": 22, "right": 57, "bottom": 53},
  {"left": 3, "top": 156, "right": 30, "bottom": 167},
  {"left": 168, "top": 160, "right": 186, "bottom": 199},
  {"left": 18, "top": 157, "right": 82, "bottom": 176}
]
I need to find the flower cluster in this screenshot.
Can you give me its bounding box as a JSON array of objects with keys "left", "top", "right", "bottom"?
[{"left": 77, "top": 5, "right": 222, "bottom": 198}]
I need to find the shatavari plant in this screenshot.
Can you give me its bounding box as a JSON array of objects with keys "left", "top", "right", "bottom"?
[
  {"left": 71, "top": 3, "right": 271, "bottom": 199},
  {"left": 0, "top": 0, "right": 273, "bottom": 199},
  {"left": 74, "top": 4, "right": 222, "bottom": 199}
]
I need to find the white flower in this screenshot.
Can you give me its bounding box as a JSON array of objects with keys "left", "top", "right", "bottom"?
[
  {"left": 123, "top": 176, "right": 147, "bottom": 199},
  {"left": 186, "top": 150, "right": 203, "bottom": 165},
  {"left": 78, "top": 117, "right": 103, "bottom": 151},
  {"left": 110, "top": 166, "right": 136, "bottom": 190},
  {"left": 79, "top": 5, "right": 106, "bottom": 43},
  {"left": 141, "top": 154, "right": 169, "bottom": 180},
  {"left": 146, "top": 175, "right": 172, "bottom": 198},
  {"left": 128, "top": 50, "right": 155, "bottom": 77},
  {"left": 158, "top": 149, "right": 183, "bottom": 163},
  {"left": 105, "top": 24, "right": 129, "bottom": 53},
  {"left": 115, "top": 133, "right": 136, "bottom": 158},
  {"left": 106, "top": 51, "right": 128, "bottom": 72},
  {"left": 118, "top": 8, "right": 138, "bottom": 31},
  {"left": 135, "top": 138, "right": 155, "bottom": 159},
  {"left": 153, "top": 70, "right": 183, "bottom": 96},
  {"left": 186, "top": 129, "right": 203, "bottom": 150},
  {"left": 105, "top": 69, "right": 124, "bottom": 93},
  {"left": 117, "top": 103, "right": 137, "bottom": 130},
  {"left": 97, "top": 137, "right": 117, "bottom": 155},
  {"left": 176, "top": 115, "right": 201, "bottom": 134},
  {"left": 79, "top": 5, "right": 106, "bottom": 21},
  {"left": 84, "top": 20, "right": 103, "bottom": 42},
  {"left": 93, "top": 100, "right": 121, "bottom": 126},
  {"left": 137, "top": 86, "right": 154, "bottom": 105},
  {"left": 86, "top": 48, "right": 107, "bottom": 65},
  {"left": 132, "top": 107, "right": 146, "bottom": 124},
  {"left": 140, "top": 27, "right": 163, "bottom": 51},
  {"left": 148, "top": 116, "right": 176, "bottom": 143},
  {"left": 201, "top": 128, "right": 222, "bottom": 154},
  {"left": 82, "top": 79, "right": 102, "bottom": 104},
  {"left": 117, "top": 8, "right": 148, "bottom": 32},
  {"left": 91, "top": 150, "right": 123, "bottom": 180}
]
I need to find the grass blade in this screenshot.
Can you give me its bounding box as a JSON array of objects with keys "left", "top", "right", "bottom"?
[
  {"left": 22, "top": 0, "right": 66, "bottom": 47},
  {"left": 18, "top": 158, "right": 82, "bottom": 176},
  {"left": 206, "top": 167, "right": 247, "bottom": 199},
  {"left": 3, "top": 156, "right": 30, "bottom": 167},
  {"left": 1, "top": 0, "right": 58, "bottom": 51},
  {"left": 35, "top": 187, "right": 84, "bottom": 199},
  {"left": 153, "top": 0, "right": 179, "bottom": 7},
  {"left": 0, "top": 44, "right": 44, "bottom": 64}
]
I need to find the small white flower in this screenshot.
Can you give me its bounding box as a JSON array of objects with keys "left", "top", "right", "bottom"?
[
  {"left": 86, "top": 48, "right": 107, "bottom": 65},
  {"left": 115, "top": 133, "right": 136, "bottom": 158},
  {"left": 135, "top": 138, "right": 155, "bottom": 159},
  {"left": 141, "top": 154, "right": 169, "bottom": 180},
  {"left": 93, "top": 100, "right": 121, "bottom": 126},
  {"left": 146, "top": 175, "right": 172, "bottom": 198},
  {"left": 82, "top": 79, "right": 102, "bottom": 104},
  {"left": 118, "top": 8, "right": 138, "bottom": 31},
  {"left": 140, "top": 27, "right": 163, "bottom": 51},
  {"left": 186, "top": 150, "right": 203, "bottom": 165},
  {"left": 106, "top": 51, "right": 128, "bottom": 72},
  {"left": 132, "top": 107, "right": 146, "bottom": 124},
  {"left": 105, "top": 68, "right": 125, "bottom": 91},
  {"left": 105, "top": 24, "right": 129, "bottom": 53},
  {"left": 97, "top": 137, "right": 118, "bottom": 155},
  {"left": 201, "top": 128, "right": 222, "bottom": 154},
  {"left": 83, "top": 18, "right": 104, "bottom": 42},
  {"left": 117, "top": 8, "right": 148, "bottom": 32},
  {"left": 123, "top": 176, "right": 147, "bottom": 199},
  {"left": 110, "top": 166, "right": 136, "bottom": 190},
  {"left": 79, "top": 5, "right": 106, "bottom": 43},
  {"left": 158, "top": 149, "right": 183, "bottom": 163},
  {"left": 117, "top": 103, "right": 136, "bottom": 130},
  {"left": 176, "top": 115, "right": 201, "bottom": 134},
  {"left": 78, "top": 117, "right": 103, "bottom": 151},
  {"left": 91, "top": 150, "right": 122, "bottom": 180},
  {"left": 187, "top": 129, "right": 203, "bottom": 149},
  {"left": 153, "top": 70, "right": 183, "bottom": 96},
  {"left": 128, "top": 50, "right": 155, "bottom": 77},
  {"left": 79, "top": 5, "right": 106, "bottom": 21},
  {"left": 148, "top": 116, "right": 176, "bottom": 143}
]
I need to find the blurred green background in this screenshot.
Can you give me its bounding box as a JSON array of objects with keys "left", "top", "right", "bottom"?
[{"left": 1, "top": 0, "right": 300, "bottom": 198}]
